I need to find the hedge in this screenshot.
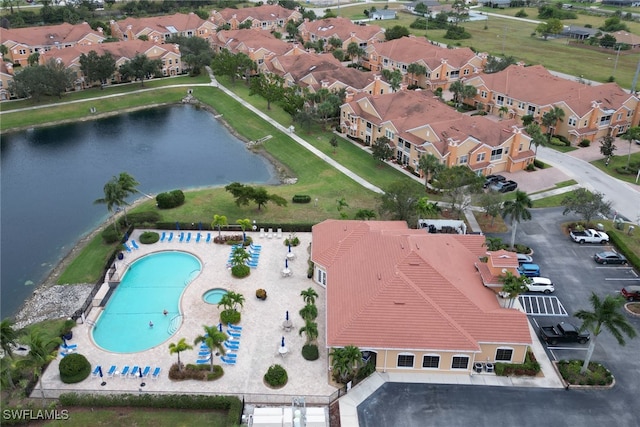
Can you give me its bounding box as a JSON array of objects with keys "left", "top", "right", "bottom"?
[
  {"left": 608, "top": 230, "right": 640, "bottom": 270},
  {"left": 59, "top": 354, "right": 91, "bottom": 384},
  {"left": 292, "top": 195, "right": 311, "bottom": 204},
  {"left": 494, "top": 350, "right": 540, "bottom": 376},
  {"left": 119, "top": 211, "right": 161, "bottom": 228},
  {"left": 58, "top": 393, "right": 242, "bottom": 426}
]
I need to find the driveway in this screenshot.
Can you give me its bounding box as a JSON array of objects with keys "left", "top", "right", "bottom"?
[{"left": 357, "top": 207, "right": 640, "bottom": 427}]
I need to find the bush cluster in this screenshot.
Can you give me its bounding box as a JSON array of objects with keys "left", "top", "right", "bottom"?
[
  {"left": 608, "top": 230, "right": 640, "bottom": 270},
  {"left": 59, "top": 354, "right": 91, "bottom": 384},
  {"left": 579, "top": 139, "right": 591, "bottom": 147},
  {"left": 168, "top": 363, "right": 224, "bottom": 381},
  {"left": 494, "top": 351, "right": 540, "bottom": 377},
  {"left": 214, "top": 234, "right": 246, "bottom": 245},
  {"left": 101, "top": 227, "right": 122, "bottom": 244},
  {"left": 58, "top": 392, "right": 241, "bottom": 425},
  {"left": 231, "top": 264, "right": 250, "bottom": 279},
  {"left": 557, "top": 360, "right": 613, "bottom": 386},
  {"left": 156, "top": 190, "right": 185, "bottom": 209},
  {"left": 533, "top": 159, "right": 547, "bottom": 169},
  {"left": 119, "top": 211, "right": 161, "bottom": 228},
  {"left": 302, "top": 344, "right": 319, "bottom": 361},
  {"left": 264, "top": 364, "right": 288, "bottom": 387},
  {"left": 292, "top": 195, "right": 311, "bottom": 204},
  {"left": 139, "top": 231, "right": 159, "bottom": 244},
  {"left": 220, "top": 309, "right": 241, "bottom": 325}
]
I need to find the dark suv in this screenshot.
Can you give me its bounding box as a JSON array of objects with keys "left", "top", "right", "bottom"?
[
  {"left": 483, "top": 174, "right": 506, "bottom": 188},
  {"left": 490, "top": 180, "right": 518, "bottom": 193},
  {"left": 621, "top": 286, "right": 640, "bottom": 301}
]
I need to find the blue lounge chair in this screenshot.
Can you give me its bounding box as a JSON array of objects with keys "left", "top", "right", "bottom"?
[
  {"left": 224, "top": 342, "right": 239, "bottom": 351},
  {"left": 123, "top": 243, "right": 132, "bottom": 253},
  {"left": 130, "top": 366, "right": 139, "bottom": 378},
  {"left": 160, "top": 232, "right": 166, "bottom": 242},
  {"left": 62, "top": 343, "right": 78, "bottom": 350},
  {"left": 223, "top": 353, "right": 237, "bottom": 358},
  {"left": 250, "top": 243, "right": 262, "bottom": 251},
  {"left": 167, "top": 232, "right": 174, "bottom": 242},
  {"left": 131, "top": 240, "right": 139, "bottom": 250},
  {"left": 178, "top": 232, "right": 185, "bottom": 242},
  {"left": 196, "top": 233, "right": 201, "bottom": 243},
  {"left": 196, "top": 358, "right": 210, "bottom": 365},
  {"left": 228, "top": 323, "right": 243, "bottom": 331},
  {"left": 226, "top": 330, "right": 241, "bottom": 339},
  {"left": 221, "top": 356, "right": 236, "bottom": 365},
  {"left": 120, "top": 366, "right": 130, "bottom": 378},
  {"left": 206, "top": 233, "right": 211, "bottom": 243},
  {"left": 92, "top": 366, "right": 101, "bottom": 377},
  {"left": 198, "top": 351, "right": 211, "bottom": 358},
  {"left": 225, "top": 339, "right": 240, "bottom": 346},
  {"left": 106, "top": 365, "right": 117, "bottom": 377},
  {"left": 186, "top": 232, "right": 192, "bottom": 243},
  {"left": 141, "top": 366, "right": 151, "bottom": 378},
  {"left": 151, "top": 367, "right": 161, "bottom": 379},
  {"left": 59, "top": 351, "right": 74, "bottom": 358}
]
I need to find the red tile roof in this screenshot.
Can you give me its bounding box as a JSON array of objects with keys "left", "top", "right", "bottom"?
[
  {"left": 300, "top": 17, "right": 384, "bottom": 42},
  {"left": 312, "top": 220, "right": 531, "bottom": 351},
  {"left": 1, "top": 22, "right": 104, "bottom": 47},
  {"left": 111, "top": 12, "right": 211, "bottom": 38}
]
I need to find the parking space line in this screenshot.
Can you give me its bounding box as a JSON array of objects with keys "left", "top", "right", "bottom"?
[
  {"left": 605, "top": 278, "right": 640, "bottom": 281},
  {"left": 547, "top": 347, "right": 588, "bottom": 351},
  {"left": 519, "top": 295, "right": 568, "bottom": 316}
]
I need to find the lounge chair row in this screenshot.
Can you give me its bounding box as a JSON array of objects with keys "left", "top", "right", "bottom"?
[
  {"left": 59, "top": 343, "right": 78, "bottom": 358},
  {"left": 159, "top": 231, "right": 212, "bottom": 244},
  {"left": 122, "top": 240, "right": 140, "bottom": 252},
  {"left": 260, "top": 228, "right": 283, "bottom": 239},
  {"left": 91, "top": 365, "right": 161, "bottom": 379},
  {"left": 227, "top": 243, "right": 262, "bottom": 268}
]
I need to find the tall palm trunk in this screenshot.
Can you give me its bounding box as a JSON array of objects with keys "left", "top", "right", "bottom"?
[{"left": 510, "top": 218, "right": 518, "bottom": 248}]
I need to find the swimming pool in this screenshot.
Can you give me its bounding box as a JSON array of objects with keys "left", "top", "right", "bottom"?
[{"left": 92, "top": 251, "right": 201, "bottom": 353}]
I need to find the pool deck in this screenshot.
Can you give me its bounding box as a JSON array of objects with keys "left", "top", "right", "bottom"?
[{"left": 39, "top": 229, "right": 338, "bottom": 404}]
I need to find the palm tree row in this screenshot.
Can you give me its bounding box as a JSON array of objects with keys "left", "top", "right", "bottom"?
[
  {"left": 299, "top": 287, "right": 319, "bottom": 345},
  {"left": 329, "top": 345, "right": 363, "bottom": 384},
  {"left": 169, "top": 325, "right": 229, "bottom": 374}
]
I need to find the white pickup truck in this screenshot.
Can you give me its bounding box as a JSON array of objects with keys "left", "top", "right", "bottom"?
[{"left": 569, "top": 228, "right": 609, "bottom": 244}]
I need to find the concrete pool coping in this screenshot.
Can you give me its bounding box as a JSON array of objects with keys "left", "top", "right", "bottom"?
[{"left": 39, "top": 229, "right": 339, "bottom": 405}]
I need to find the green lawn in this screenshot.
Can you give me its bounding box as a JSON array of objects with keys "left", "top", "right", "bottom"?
[
  {"left": 57, "top": 233, "right": 118, "bottom": 285},
  {"left": 591, "top": 150, "right": 640, "bottom": 185},
  {"left": 42, "top": 408, "right": 229, "bottom": 427}
]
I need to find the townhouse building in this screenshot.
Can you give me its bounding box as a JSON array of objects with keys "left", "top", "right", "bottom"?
[
  {"left": 266, "top": 52, "right": 392, "bottom": 98},
  {"left": 211, "top": 29, "right": 305, "bottom": 73},
  {"left": 109, "top": 12, "right": 217, "bottom": 44},
  {"left": 39, "top": 40, "right": 182, "bottom": 88},
  {"left": 210, "top": 4, "right": 302, "bottom": 31},
  {"left": 297, "top": 17, "right": 385, "bottom": 51},
  {"left": 340, "top": 89, "right": 534, "bottom": 175},
  {"left": 465, "top": 64, "right": 640, "bottom": 144},
  {"left": 1, "top": 22, "right": 105, "bottom": 67},
  {"left": 363, "top": 35, "right": 486, "bottom": 90},
  {"left": 0, "top": 59, "right": 14, "bottom": 100},
  {"left": 311, "top": 220, "right": 532, "bottom": 376}
]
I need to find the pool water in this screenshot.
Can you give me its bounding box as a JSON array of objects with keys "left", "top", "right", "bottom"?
[
  {"left": 203, "top": 288, "right": 228, "bottom": 304},
  {"left": 92, "top": 251, "right": 201, "bottom": 353}
]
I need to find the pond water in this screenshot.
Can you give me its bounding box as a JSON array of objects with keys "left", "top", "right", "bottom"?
[{"left": 0, "top": 105, "right": 277, "bottom": 317}]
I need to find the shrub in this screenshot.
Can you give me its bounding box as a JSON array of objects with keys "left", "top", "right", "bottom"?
[
  {"left": 494, "top": 350, "right": 540, "bottom": 377},
  {"left": 59, "top": 354, "right": 91, "bottom": 384},
  {"left": 156, "top": 189, "right": 185, "bottom": 209},
  {"left": 557, "top": 359, "right": 613, "bottom": 386},
  {"left": 101, "top": 226, "right": 122, "bottom": 244},
  {"left": 533, "top": 159, "right": 547, "bottom": 169},
  {"left": 301, "top": 344, "right": 319, "bottom": 361},
  {"left": 292, "top": 195, "right": 311, "bottom": 204},
  {"left": 579, "top": 139, "right": 591, "bottom": 147},
  {"left": 256, "top": 288, "right": 267, "bottom": 300},
  {"left": 169, "top": 362, "right": 223, "bottom": 381},
  {"left": 231, "top": 264, "right": 250, "bottom": 278},
  {"left": 514, "top": 244, "right": 531, "bottom": 254},
  {"left": 556, "top": 134, "right": 571, "bottom": 146},
  {"left": 284, "top": 235, "right": 300, "bottom": 246},
  {"left": 119, "top": 211, "right": 161, "bottom": 228},
  {"left": 139, "top": 231, "right": 159, "bottom": 244},
  {"left": 526, "top": 163, "right": 535, "bottom": 171},
  {"left": 220, "top": 309, "right": 241, "bottom": 325},
  {"left": 264, "top": 364, "right": 288, "bottom": 387},
  {"left": 515, "top": 8, "right": 527, "bottom": 17}
]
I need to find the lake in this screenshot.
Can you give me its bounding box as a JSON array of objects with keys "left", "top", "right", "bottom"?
[{"left": 0, "top": 105, "right": 277, "bottom": 317}]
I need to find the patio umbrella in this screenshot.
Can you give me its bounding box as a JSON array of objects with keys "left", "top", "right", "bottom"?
[
  {"left": 285, "top": 258, "right": 289, "bottom": 269},
  {"left": 286, "top": 311, "right": 289, "bottom": 321},
  {"left": 175, "top": 222, "right": 180, "bottom": 230},
  {"left": 218, "top": 323, "right": 223, "bottom": 332},
  {"left": 98, "top": 366, "right": 103, "bottom": 377},
  {"left": 124, "top": 232, "right": 129, "bottom": 242},
  {"left": 62, "top": 336, "right": 67, "bottom": 348},
  {"left": 139, "top": 364, "right": 145, "bottom": 387},
  {"left": 288, "top": 242, "right": 291, "bottom": 252},
  {"left": 281, "top": 337, "right": 285, "bottom": 347}
]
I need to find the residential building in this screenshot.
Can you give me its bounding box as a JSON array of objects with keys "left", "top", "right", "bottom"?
[
  {"left": 211, "top": 29, "right": 305, "bottom": 72},
  {"left": 475, "top": 249, "right": 522, "bottom": 290},
  {"left": 39, "top": 40, "right": 182, "bottom": 88},
  {"left": 0, "top": 58, "right": 14, "bottom": 100},
  {"left": 340, "top": 89, "right": 534, "bottom": 174},
  {"left": 1, "top": 22, "right": 105, "bottom": 66},
  {"left": 210, "top": 5, "right": 302, "bottom": 31},
  {"left": 465, "top": 64, "right": 640, "bottom": 143},
  {"left": 370, "top": 10, "right": 397, "bottom": 20},
  {"left": 109, "top": 12, "right": 217, "bottom": 44},
  {"left": 297, "top": 17, "right": 385, "bottom": 51},
  {"left": 266, "top": 52, "right": 392, "bottom": 97},
  {"left": 311, "top": 220, "right": 532, "bottom": 375},
  {"left": 610, "top": 30, "right": 640, "bottom": 49},
  {"left": 363, "top": 35, "right": 486, "bottom": 90}
]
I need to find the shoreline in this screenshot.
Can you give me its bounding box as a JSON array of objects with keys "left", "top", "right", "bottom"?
[{"left": 11, "top": 98, "right": 291, "bottom": 328}]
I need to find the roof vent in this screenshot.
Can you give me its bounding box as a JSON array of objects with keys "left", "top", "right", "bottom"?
[
  {"left": 377, "top": 273, "right": 382, "bottom": 280},
  {"left": 393, "top": 301, "right": 405, "bottom": 305},
  {"left": 400, "top": 243, "right": 404, "bottom": 249}
]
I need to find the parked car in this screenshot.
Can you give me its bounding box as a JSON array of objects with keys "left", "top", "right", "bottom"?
[
  {"left": 518, "top": 263, "right": 541, "bottom": 277},
  {"left": 570, "top": 228, "right": 609, "bottom": 244},
  {"left": 594, "top": 251, "right": 628, "bottom": 265},
  {"left": 483, "top": 174, "right": 506, "bottom": 188},
  {"left": 490, "top": 180, "right": 518, "bottom": 193},
  {"left": 539, "top": 322, "right": 590, "bottom": 345},
  {"left": 621, "top": 286, "right": 640, "bottom": 301},
  {"left": 525, "top": 277, "right": 554, "bottom": 294},
  {"left": 517, "top": 253, "right": 533, "bottom": 265}
]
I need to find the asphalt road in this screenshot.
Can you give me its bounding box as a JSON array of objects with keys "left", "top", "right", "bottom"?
[{"left": 358, "top": 207, "right": 640, "bottom": 427}]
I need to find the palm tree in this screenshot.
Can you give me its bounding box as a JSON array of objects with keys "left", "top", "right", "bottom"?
[
  {"left": 525, "top": 123, "right": 547, "bottom": 155},
  {"left": 329, "top": 345, "right": 362, "bottom": 383},
  {"left": 194, "top": 326, "right": 227, "bottom": 372},
  {"left": 236, "top": 218, "right": 251, "bottom": 241},
  {"left": 541, "top": 106, "right": 565, "bottom": 143},
  {"left": 229, "top": 246, "right": 251, "bottom": 269},
  {"left": 499, "top": 271, "right": 528, "bottom": 308},
  {"left": 227, "top": 291, "right": 245, "bottom": 312},
  {"left": 575, "top": 293, "right": 636, "bottom": 374},
  {"left": 211, "top": 214, "right": 228, "bottom": 238},
  {"left": 417, "top": 154, "right": 444, "bottom": 189},
  {"left": 168, "top": 337, "right": 193, "bottom": 372},
  {"left": 1, "top": 319, "right": 18, "bottom": 389},
  {"left": 498, "top": 105, "right": 509, "bottom": 119},
  {"left": 299, "top": 304, "right": 318, "bottom": 321},
  {"left": 416, "top": 196, "right": 440, "bottom": 219},
  {"left": 115, "top": 172, "right": 139, "bottom": 226},
  {"left": 94, "top": 178, "right": 126, "bottom": 234},
  {"left": 449, "top": 80, "right": 464, "bottom": 107},
  {"left": 301, "top": 287, "right": 318, "bottom": 305},
  {"left": 299, "top": 319, "right": 319, "bottom": 345},
  {"left": 407, "top": 62, "right": 427, "bottom": 87},
  {"left": 620, "top": 126, "right": 640, "bottom": 170},
  {"left": 16, "top": 329, "right": 60, "bottom": 407},
  {"left": 501, "top": 190, "right": 533, "bottom": 248}
]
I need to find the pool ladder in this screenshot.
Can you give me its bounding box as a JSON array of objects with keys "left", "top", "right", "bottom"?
[
  {"left": 184, "top": 269, "right": 200, "bottom": 286},
  {"left": 167, "top": 315, "right": 182, "bottom": 335}
]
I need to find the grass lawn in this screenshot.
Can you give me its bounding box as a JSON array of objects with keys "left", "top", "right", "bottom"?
[
  {"left": 473, "top": 210, "right": 508, "bottom": 233},
  {"left": 591, "top": 151, "right": 640, "bottom": 185},
  {"left": 547, "top": 144, "right": 579, "bottom": 153},
  {"left": 43, "top": 408, "right": 229, "bottom": 426},
  {"left": 57, "top": 234, "right": 118, "bottom": 285}
]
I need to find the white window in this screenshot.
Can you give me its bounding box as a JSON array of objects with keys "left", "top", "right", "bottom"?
[
  {"left": 463, "top": 69, "right": 469, "bottom": 75},
  {"left": 476, "top": 153, "right": 485, "bottom": 162},
  {"left": 568, "top": 117, "right": 577, "bottom": 126},
  {"left": 616, "top": 113, "right": 622, "bottom": 121},
  {"left": 451, "top": 355, "right": 469, "bottom": 369},
  {"left": 385, "top": 129, "right": 394, "bottom": 140},
  {"left": 481, "top": 91, "right": 487, "bottom": 99},
  {"left": 600, "top": 115, "right": 612, "bottom": 125},
  {"left": 496, "top": 95, "right": 504, "bottom": 106},
  {"left": 317, "top": 270, "right": 326, "bottom": 286},
  {"left": 397, "top": 354, "right": 415, "bottom": 368},
  {"left": 458, "top": 155, "right": 468, "bottom": 164},
  {"left": 507, "top": 98, "right": 513, "bottom": 106},
  {"left": 495, "top": 348, "right": 513, "bottom": 362},
  {"left": 490, "top": 148, "right": 503, "bottom": 161},
  {"left": 527, "top": 105, "right": 536, "bottom": 115},
  {"left": 518, "top": 102, "right": 525, "bottom": 110},
  {"left": 422, "top": 355, "right": 440, "bottom": 369}
]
